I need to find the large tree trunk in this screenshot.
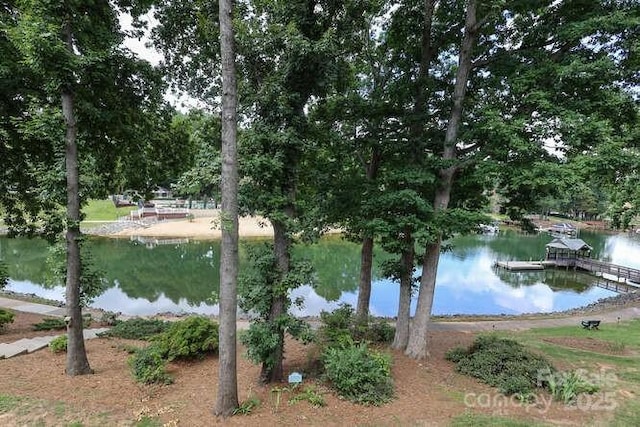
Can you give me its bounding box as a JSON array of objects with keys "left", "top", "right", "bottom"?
[
  {"left": 261, "top": 219, "right": 290, "bottom": 383},
  {"left": 61, "top": 21, "right": 91, "bottom": 377},
  {"left": 215, "top": 0, "right": 239, "bottom": 416},
  {"left": 392, "top": 229, "right": 414, "bottom": 350},
  {"left": 405, "top": 0, "right": 478, "bottom": 360},
  {"left": 355, "top": 150, "right": 381, "bottom": 321},
  {"left": 355, "top": 235, "right": 374, "bottom": 321}
]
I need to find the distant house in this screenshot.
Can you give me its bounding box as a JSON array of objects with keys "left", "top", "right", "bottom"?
[
  {"left": 153, "top": 187, "right": 172, "bottom": 199},
  {"left": 550, "top": 222, "right": 577, "bottom": 235},
  {"left": 545, "top": 238, "right": 592, "bottom": 262}
]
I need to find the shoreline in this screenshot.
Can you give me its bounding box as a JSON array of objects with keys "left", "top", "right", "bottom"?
[
  {"left": 84, "top": 209, "right": 276, "bottom": 239},
  {"left": 3, "top": 289, "right": 639, "bottom": 323}
]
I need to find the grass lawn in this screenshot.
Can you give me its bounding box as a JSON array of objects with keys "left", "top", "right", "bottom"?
[
  {"left": 82, "top": 199, "right": 137, "bottom": 223},
  {"left": 493, "top": 319, "right": 640, "bottom": 426}
]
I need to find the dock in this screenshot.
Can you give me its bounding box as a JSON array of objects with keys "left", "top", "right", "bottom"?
[
  {"left": 495, "top": 258, "right": 640, "bottom": 290},
  {"left": 495, "top": 261, "right": 544, "bottom": 270}
]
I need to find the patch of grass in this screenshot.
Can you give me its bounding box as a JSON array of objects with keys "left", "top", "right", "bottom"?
[
  {"left": 82, "top": 199, "right": 137, "bottom": 222},
  {"left": 0, "top": 394, "right": 22, "bottom": 413},
  {"left": 233, "top": 396, "right": 261, "bottom": 415},
  {"left": 289, "top": 386, "right": 326, "bottom": 408},
  {"left": 450, "top": 411, "right": 548, "bottom": 427},
  {"left": 134, "top": 416, "right": 162, "bottom": 427},
  {"left": 525, "top": 319, "right": 640, "bottom": 349},
  {"left": 611, "top": 398, "right": 640, "bottom": 427}
]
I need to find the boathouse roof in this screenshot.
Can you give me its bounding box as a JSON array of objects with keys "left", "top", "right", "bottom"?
[{"left": 546, "top": 238, "right": 592, "bottom": 252}]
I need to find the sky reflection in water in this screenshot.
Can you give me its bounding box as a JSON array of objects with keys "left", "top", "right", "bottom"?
[{"left": 7, "top": 231, "right": 636, "bottom": 317}]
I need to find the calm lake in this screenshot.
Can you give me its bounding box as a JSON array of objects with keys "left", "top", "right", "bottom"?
[{"left": 2, "top": 230, "right": 640, "bottom": 317}]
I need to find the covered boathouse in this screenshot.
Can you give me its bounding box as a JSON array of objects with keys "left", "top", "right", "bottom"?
[{"left": 545, "top": 238, "right": 592, "bottom": 267}]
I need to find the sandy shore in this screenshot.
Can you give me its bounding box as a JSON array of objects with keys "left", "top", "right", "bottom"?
[{"left": 112, "top": 210, "right": 274, "bottom": 239}]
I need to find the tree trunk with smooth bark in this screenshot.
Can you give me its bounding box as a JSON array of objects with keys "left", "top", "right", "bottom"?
[
  {"left": 62, "top": 20, "right": 92, "bottom": 376},
  {"left": 356, "top": 235, "right": 374, "bottom": 321},
  {"left": 392, "top": 229, "right": 414, "bottom": 350},
  {"left": 215, "top": 0, "right": 239, "bottom": 417},
  {"left": 355, "top": 150, "right": 381, "bottom": 321}
]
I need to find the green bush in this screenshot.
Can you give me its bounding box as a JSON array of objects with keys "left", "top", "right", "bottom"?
[
  {"left": 323, "top": 343, "right": 394, "bottom": 405},
  {"left": 0, "top": 309, "right": 15, "bottom": 330},
  {"left": 318, "top": 304, "right": 395, "bottom": 349},
  {"left": 153, "top": 316, "right": 219, "bottom": 360},
  {"left": 128, "top": 346, "right": 173, "bottom": 385},
  {"left": 49, "top": 335, "right": 67, "bottom": 353},
  {"left": 0, "top": 261, "right": 8, "bottom": 290},
  {"left": 446, "top": 335, "right": 554, "bottom": 397},
  {"left": 99, "top": 318, "right": 170, "bottom": 340}
]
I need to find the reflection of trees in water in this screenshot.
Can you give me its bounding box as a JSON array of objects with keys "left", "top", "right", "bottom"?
[
  {"left": 2, "top": 230, "right": 633, "bottom": 307},
  {"left": 494, "top": 266, "right": 596, "bottom": 293},
  {"left": 493, "top": 267, "right": 545, "bottom": 287},
  {"left": 89, "top": 238, "right": 220, "bottom": 305},
  {"left": 293, "top": 236, "right": 362, "bottom": 301},
  {"left": 541, "top": 269, "right": 591, "bottom": 292},
  {"left": 0, "top": 237, "right": 51, "bottom": 284}
]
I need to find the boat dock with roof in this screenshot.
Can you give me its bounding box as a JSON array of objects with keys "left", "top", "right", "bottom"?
[{"left": 495, "top": 237, "right": 640, "bottom": 288}]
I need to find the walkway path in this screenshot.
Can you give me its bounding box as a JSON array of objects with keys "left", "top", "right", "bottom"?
[
  {"left": 2, "top": 296, "right": 640, "bottom": 358},
  {"left": 0, "top": 297, "right": 108, "bottom": 359}
]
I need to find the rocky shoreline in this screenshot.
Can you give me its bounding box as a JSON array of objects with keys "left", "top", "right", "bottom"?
[{"left": 3, "top": 288, "right": 639, "bottom": 322}]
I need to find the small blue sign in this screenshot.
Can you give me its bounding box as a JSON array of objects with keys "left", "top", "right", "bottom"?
[{"left": 288, "top": 372, "right": 303, "bottom": 384}]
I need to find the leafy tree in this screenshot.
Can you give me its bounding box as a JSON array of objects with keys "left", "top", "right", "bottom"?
[
  {"left": 237, "top": 243, "right": 314, "bottom": 383},
  {"left": 172, "top": 111, "right": 222, "bottom": 206},
  {"left": 404, "top": 0, "right": 639, "bottom": 359},
  {"left": 5, "top": 0, "right": 167, "bottom": 375}
]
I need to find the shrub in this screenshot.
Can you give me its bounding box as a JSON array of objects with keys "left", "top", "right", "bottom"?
[
  {"left": 100, "top": 311, "right": 119, "bottom": 326},
  {"left": 355, "top": 318, "right": 395, "bottom": 344},
  {"left": 317, "top": 304, "right": 395, "bottom": 349},
  {"left": 323, "top": 343, "right": 394, "bottom": 405},
  {"left": 128, "top": 346, "right": 173, "bottom": 385},
  {"left": 99, "top": 318, "right": 170, "bottom": 340},
  {"left": 0, "top": 309, "right": 15, "bottom": 330},
  {"left": 446, "top": 335, "right": 554, "bottom": 397},
  {"left": 0, "top": 261, "right": 8, "bottom": 290},
  {"left": 153, "top": 316, "right": 219, "bottom": 360},
  {"left": 49, "top": 335, "right": 67, "bottom": 353},
  {"left": 33, "top": 317, "right": 66, "bottom": 331}
]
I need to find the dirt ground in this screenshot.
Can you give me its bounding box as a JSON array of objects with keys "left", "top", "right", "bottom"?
[{"left": 0, "top": 311, "right": 625, "bottom": 427}]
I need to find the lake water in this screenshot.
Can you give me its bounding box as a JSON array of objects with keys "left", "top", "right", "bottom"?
[{"left": 2, "top": 230, "right": 639, "bottom": 317}]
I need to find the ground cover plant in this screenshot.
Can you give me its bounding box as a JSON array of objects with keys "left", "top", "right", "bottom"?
[
  {"left": 446, "top": 334, "right": 555, "bottom": 398},
  {"left": 99, "top": 317, "right": 170, "bottom": 340}
]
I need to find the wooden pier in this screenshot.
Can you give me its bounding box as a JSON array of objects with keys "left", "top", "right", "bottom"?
[
  {"left": 495, "top": 261, "right": 544, "bottom": 270},
  {"left": 495, "top": 257, "right": 640, "bottom": 289}
]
